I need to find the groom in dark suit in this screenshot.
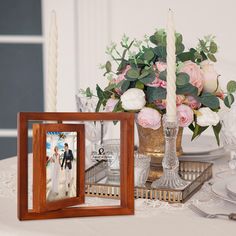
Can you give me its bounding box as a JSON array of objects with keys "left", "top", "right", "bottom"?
[{"left": 61, "top": 143, "right": 74, "bottom": 196}]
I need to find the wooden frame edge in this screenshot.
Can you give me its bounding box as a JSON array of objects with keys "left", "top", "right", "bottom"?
[{"left": 17, "top": 112, "right": 134, "bottom": 220}]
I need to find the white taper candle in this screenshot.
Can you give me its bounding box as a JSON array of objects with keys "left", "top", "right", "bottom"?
[
  {"left": 46, "top": 11, "right": 58, "bottom": 112},
  {"left": 166, "top": 9, "right": 177, "bottom": 123}
]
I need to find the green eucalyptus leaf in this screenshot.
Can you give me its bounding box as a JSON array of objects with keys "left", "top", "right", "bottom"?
[
  {"left": 105, "top": 61, "right": 112, "bottom": 73},
  {"left": 136, "top": 58, "right": 145, "bottom": 66},
  {"left": 112, "top": 101, "right": 124, "bottom": 113},
  {"left": 213, "top": 122, "right": 222, "bottom": 146},
  {"left": 146, "top": 86, "right": 166, "bottom": 103},
  {"left": 207, "top": 53, "right": 217, "bottom": 62},
  {"left": 192, "top": 124, "right": 209, "bottom": 140},
  {"left": 135, "top": 81, "right": 145, "bottom": 89},
  {"left": 176, "top": 43, "right": 185, "bottom": 54},
  {"left": 210, "top": 41, "right": 218, "bottom": 54},
  {"left": 139, "top": 70, "right": 150, "bottom": 79},
  {"left": 104, "top": 83, "right": 117, "bottom": 91},
  {"left": 176, "top": 83, "right": 198, "bottom": 96},
  {"left": 227, "top": 80, "right": 236, "bottom": 93},
  {"left": 150, "top": 30, "right": 167, "bottom": 47},
  {"left": 177, "top": 48, "right": 196, "bottom": 62},
  {"left": 200, "top": 51, "right": 208, "bottom": 61},
  {"left": 96, "top": 84, "right": 105, "bottom": 100},
  {"left": 153, "top": 46, "right": 167, "bottom": 60},
  {"left": 120, "top": 80, "right": 130, "bottom": 93},
  {"left": 194, "top": 51, "right": 203, "bottom": 61},
  {"left": 139, "top": 72, "right": 156, "bottom": 84},
  {"left": 200, "top": 92, "right": 220, "bottom": 109},
  {"left": 175, "top": 33, "right": 183, "bottom": 44},
  {"left": 117, "top": 59, "right": 128, "bottom": 73},
  {"left": 176, "top": 73, "right": 190, "bottom": 86},
  {"left": 149, "top": 35, "right": 158, "bottom": 45},
  {"left": 224, "top": 94, "right": 235, "bottom": 108},
  {"left": 199, "top": 39, "right": 208, "bottom": 53},
  {"left": 159, "top": 70, "right": 167, "bottom": 81},
  {"left": 188, "top": 123, "right": 195, "bottom": 132},
  {"left": 85, "top": 87, "right": 93, "bottom": 98},
  {"left": 125, "top": 68, "right": 140, "bottom": 81},
  {"left": 95, "top": 100, "right": 103, "bottom": 112},
  {"left": 144, "top": 48, "right": 155, "bottom": 62}
]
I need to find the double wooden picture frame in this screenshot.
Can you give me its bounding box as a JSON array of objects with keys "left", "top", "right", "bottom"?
[{"left": 17, "top": 112, "right": 134, "bottom": 220}]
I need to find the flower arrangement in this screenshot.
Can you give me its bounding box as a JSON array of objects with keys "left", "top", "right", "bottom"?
[{"left": 85, "top": 30, "right": 236, "bottom": 145}]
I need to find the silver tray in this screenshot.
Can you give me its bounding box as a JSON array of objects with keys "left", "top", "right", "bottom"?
[{"left": 85, "top": 161, "right": 213, "bottom": 203}]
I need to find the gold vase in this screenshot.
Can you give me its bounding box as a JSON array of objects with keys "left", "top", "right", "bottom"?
[{"left": 137, "top": 123, "right": 183, "bottom": 181}]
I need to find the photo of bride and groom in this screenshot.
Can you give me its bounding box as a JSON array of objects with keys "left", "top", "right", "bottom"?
[{"left": 46, "top": 132, "right": 77, "bottom": 202}]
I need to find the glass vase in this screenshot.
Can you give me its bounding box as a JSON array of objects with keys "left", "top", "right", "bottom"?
[{"left": 151, "top": 118, "right": 188, "bottom": 189}]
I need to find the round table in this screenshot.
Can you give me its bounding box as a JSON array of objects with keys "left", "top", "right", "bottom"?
[{"left": 0, "top": 152, "right": 236, "bottom": 236}]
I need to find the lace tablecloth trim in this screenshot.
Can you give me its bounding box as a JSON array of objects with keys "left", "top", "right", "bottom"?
[{"left": 0, "top": 158, "right": 228, "bottom": 214}]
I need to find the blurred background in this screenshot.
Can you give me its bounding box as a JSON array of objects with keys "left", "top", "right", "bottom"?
[{"left": 1, "top": 0, "right": 236, "bottom": 159}]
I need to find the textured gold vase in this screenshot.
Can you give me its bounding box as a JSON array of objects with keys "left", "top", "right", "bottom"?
[{"left": 137, "top": 123, "right": 183, "bottom": 165}]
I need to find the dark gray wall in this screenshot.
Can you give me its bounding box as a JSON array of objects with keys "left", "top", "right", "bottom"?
[
  {"left": 0, "top": 0, "right": 42, "bottom": 35},
  {"left": 0, "top": 0, "right": 43, "bottom": 159}
]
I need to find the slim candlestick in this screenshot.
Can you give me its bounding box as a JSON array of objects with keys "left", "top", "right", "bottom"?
[
  {"left": 46, "top": 11, "right": 58, "bottom": 112},
  {"left": 151, "top": 10, "right": 188, "bottom": 190},
  {"left": 166, "top": 9, "right": 176, "bottom": 123}
]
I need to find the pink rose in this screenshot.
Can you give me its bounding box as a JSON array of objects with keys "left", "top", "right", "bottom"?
[
  {"left": 180, "top": 60, "right": 204, "bottom": 93},
  {"left": 177, "top": 104, "right": 194, "bottom": 127},
  {"left": 105, "top": 98, "right": 119, "bottom": 112},
  {"left": 155, "top": 62, "right": 167, "bottom": 72},
  {"left": 137, "top": 107, "right": 162, "bottom": 130},
  {"left": 184, "top": 96, "right": 201, "bottom": 109},
  {"left": 112, "top": 65, "right": 131, "bottom": 94}
]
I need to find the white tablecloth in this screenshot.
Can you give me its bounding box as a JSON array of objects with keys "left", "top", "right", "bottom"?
[{"left": 0, "top": 153, "right": 236, "bottom": 236}]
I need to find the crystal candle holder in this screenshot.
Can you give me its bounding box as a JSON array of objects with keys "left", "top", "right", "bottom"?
[{"left": 151, "top": 118, "right": 188, "bottom": 189}]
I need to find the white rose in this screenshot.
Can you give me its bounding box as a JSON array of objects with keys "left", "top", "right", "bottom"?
[
  {"left": 121, "top": 88, "right": 146, "bottom": 110},
  {"left": 196, "top": 107, "right": 220, "bottom": 126},
  {"left": 201, "top": 60, "right": 221, "bottom": 93}
]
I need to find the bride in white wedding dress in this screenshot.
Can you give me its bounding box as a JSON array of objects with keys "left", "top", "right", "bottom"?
[{"left": 51, "top": 146, "right": 61, "bottom": 194}]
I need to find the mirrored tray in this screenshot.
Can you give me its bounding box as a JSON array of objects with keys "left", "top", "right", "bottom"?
[{"left": 85, "top": 161, "right": 213, "bottom": 203}]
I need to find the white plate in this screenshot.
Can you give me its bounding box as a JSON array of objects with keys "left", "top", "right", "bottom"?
[
  {"left": 179, "top": 147, "right": 225, "bottom": 161},
  {"left": 182, "top": 135, "right": 223, "bottom": 154},
  {"left": 179, "top": 135, "right": 225, "bottom": 161},
  {"left": 212, "top": 177, "right": 236, "bottom": 204},
  {"left": 226, "top": 180, "right": 236, "bottom": 197}
]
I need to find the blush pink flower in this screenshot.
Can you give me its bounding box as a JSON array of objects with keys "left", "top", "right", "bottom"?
[
  {"left": 137, "top": 107, "right": 162, "bottom": 130},
  {"left": 180, "top": 60, "right": 204, "bottom": 93},
  {"left": 148, "top": 74, "right": 167, "bottom": 88},
  {"left": 158, "top": 96, "right": 184, "bottom": 107},
  {"left": 155, "top": 62, "right": 167, "bottom": 72},
  {"left": 112, "top": 65, "right": 131, "bottom": 94},
  {"left": 184, "top": 96, "right": 201, "bottom": 109},
  {"left": 105, "top": 98, "right": 119, "bottom": 112},
  {"left": 177, "top": 104, "right": 194, "bottom": 127},
  {"left": 215, "top": 91, "right": 224, "bottom": 100},
  {"left": 154, "top": 100, "right": 166, "bottom": 110},
  {"left": 201, "top": 60, "right": 220, "bottom": 93},
  {"left": 176, "top": 95, "right": 185, "bottom": 105}
]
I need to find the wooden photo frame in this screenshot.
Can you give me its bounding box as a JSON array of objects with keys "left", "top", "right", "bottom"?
[
  {"left": 33, "top": 123, "right": 85, "bottom": 213},
  {"left": 17, "top": 112, "right": 134, "bottom": 220}
]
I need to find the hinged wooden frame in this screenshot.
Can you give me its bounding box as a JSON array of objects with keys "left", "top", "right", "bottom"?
[
  {"left": 33, "top": 123, "right": 85, "bottom": 213},
  {"left": 17, "top": 112, "right": 134, "bottom": 220}
]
